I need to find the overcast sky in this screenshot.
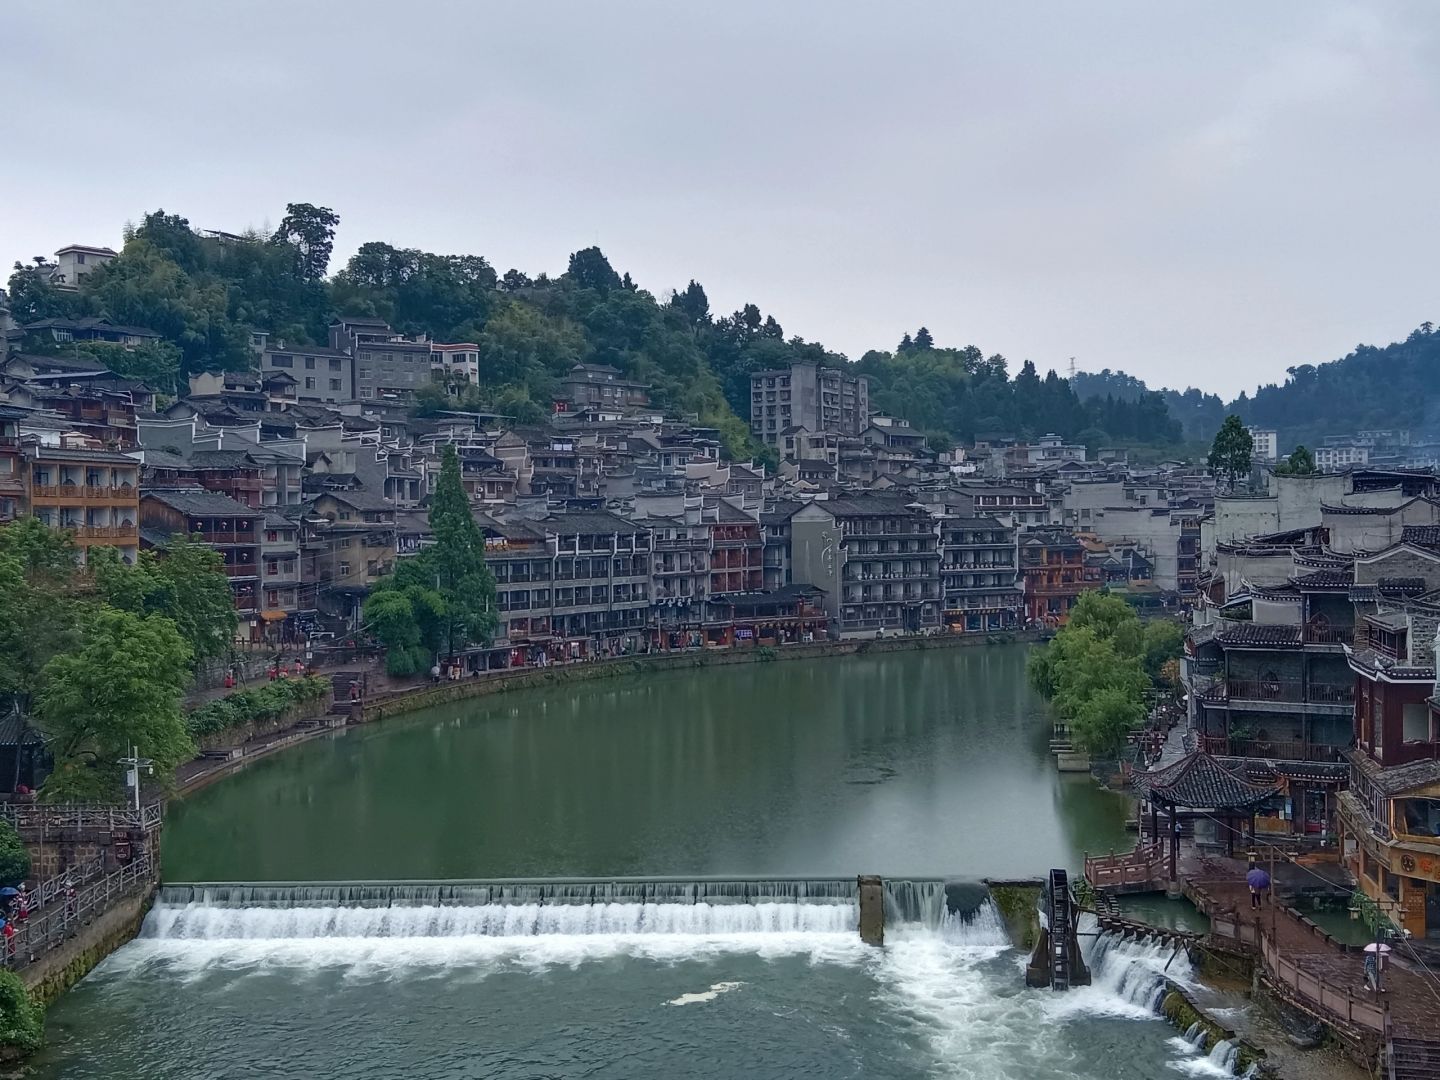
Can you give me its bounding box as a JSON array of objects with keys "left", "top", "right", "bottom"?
[{"left": 4, "top": 1, "right": 1437, "bottom": 398}]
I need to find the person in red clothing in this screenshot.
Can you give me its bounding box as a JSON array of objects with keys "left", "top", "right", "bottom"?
[
  {"left": 17, "top": 884, "right": 29, "bottom": 923},
  {"left": 3, "top": 919, "right": 15, "bottom": 962}
]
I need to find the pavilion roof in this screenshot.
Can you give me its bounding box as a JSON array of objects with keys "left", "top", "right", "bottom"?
[{"left": 1136, "top": 750, "right": 1280, "bottom": 810}]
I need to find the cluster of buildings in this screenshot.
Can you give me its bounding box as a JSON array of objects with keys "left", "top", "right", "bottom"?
[{"left": 1179, "top": 467, "right": 1440, "bottom": 940}]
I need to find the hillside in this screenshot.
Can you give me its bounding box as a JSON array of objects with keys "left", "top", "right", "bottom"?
[
  {"left": 1073, "top": 323, "right": 1440, "bottom": 451},
  {"left": 9, "top": 204, "right": 1180, "bottom": 458}
]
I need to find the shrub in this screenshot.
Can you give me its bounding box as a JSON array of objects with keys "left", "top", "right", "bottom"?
[
  {"left": 186, "top": 675, "right": 330, "bottom": 738},
  {"left": 0, "top": 970, "right": 42, "bottom": 1053},
  {"left": 0, "top": 823, "right": 28, "bottom": 888}
]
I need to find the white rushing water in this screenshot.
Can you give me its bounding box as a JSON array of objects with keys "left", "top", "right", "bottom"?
[{"left": 125, "top": 894, "right": 1250, "bottom": 1078}]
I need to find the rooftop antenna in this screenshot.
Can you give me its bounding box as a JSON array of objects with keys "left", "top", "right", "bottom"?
[{"left": 1068, "top": 357, "right": 1077, "bottom": 380}]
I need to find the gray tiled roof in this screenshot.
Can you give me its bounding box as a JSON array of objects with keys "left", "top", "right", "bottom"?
[
  {"left": 142, "top": 488, "right": 262, "bottom": 518},
  {"left": 1137, "top": 751, "right": 1279, "bottom": 810}
]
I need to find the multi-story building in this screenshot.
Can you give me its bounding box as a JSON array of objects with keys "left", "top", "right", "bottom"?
[
  {"left": 706, "top": 501, "right": 763, "bottom": 596},
  {"left": 761, "top": 499, "right": 803, "bottom": 591},
  {"left": 1247, "top": 427, "right": 1279, "bottom": 463},
  {"left": 256, "top": 333, "right": 354, "bottom": 403},
  {"left": 330, "top": 317, "right": 433, "bottom": 401},
  {"left": 48, "top": 245, "right": 118, "bottom": 288},
  {"left": 958, "top": 482, "right": 1049, "bottom": 527},
  {"left": 25, "top": 438, "right": 140, "bottom": 562},
  {"left": 647, "top": 516, "right": 710, "bottom": 640},
  {"left": 940, "top": 514, "right": 1021, "bottom": 632},
  {"left": 431, "top": 343, "right": 481, "bottom": 392},
  {"left": 302, "top": 490, "right": 399, "bottom": 627},
  {"left": 1315, "top": 442, "right": 1370, "bottom": 471},
  {"left": 259, "top": 512, "right": 305, "bottom": 638},
  {"left": 789, "top": 495, "right": 941, "bottom": 635},
  {"left": 0, "top": 406, "right": 25, "bottom": 523},
  {"left": 1019, "top": 527, "right": 1090, "bottom": 625},
  {"left": 558, "top": 364, "right": 651, "bottom": 413},
  {"left": 749, "top": 362, "right": 870, "bottom": 447},
  {"left": 140, "top": 488, "right": 262, "bottom": 625},
  {"left": 486, "top": 510, "right": 653, "bottom": 654}
]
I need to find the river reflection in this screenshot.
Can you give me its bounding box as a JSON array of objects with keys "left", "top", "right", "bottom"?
[{"left": 165, "top": 644, "right": 1134, "bottom": 882}]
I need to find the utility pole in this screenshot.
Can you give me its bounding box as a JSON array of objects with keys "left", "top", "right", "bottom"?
[{"left": 116, "top": 746, "right": 153, "bottom": 813}]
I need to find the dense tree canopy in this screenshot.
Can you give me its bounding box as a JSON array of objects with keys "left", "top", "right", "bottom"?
[
  {"left": 1208, "top": 415, "right": 1254, "bottom": 490},
  {"left": 1027, "top": 592, "right": 1182, "bottom": 757}
]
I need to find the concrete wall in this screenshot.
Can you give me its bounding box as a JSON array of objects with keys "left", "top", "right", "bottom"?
[
  {"left": 788, "top": 505, "right": 842, "bottom": 620},
  {"left": 1252, "top": 596, "right": 1301, "bottom": 625},
  {"left": 1088, "top": 507, "right": 1180, "bottom": 590},
  {"left": 1355, "top": 546, "right": 1440, "bottom": 587}
]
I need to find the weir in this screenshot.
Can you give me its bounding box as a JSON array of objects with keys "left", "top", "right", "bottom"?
[{"left": 151, "top": 876, "right": 1013, "bottom": 942}]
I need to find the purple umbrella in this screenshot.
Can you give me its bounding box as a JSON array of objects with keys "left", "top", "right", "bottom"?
[{"left": 1247, "top": 868, "right": 1271, "bottom": 891}]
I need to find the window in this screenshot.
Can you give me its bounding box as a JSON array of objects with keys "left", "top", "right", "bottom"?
[
  {"left": 329, "top": 378, "right": 343, "bottom": 391},
  {"left": 338, "top": 561, "right": 351, "bottom": 577},
  {"left": 359, "top": 387, "right": 373, "bottom": 398},
  {"left": 270, "top": 354, "right": 293, "bottom": 368},
  {"left": 329, "top": 358, "right": 342, "bottom": 371},
  {"left": 267, "top": 590, "right": 278, "bottom": 606},
  {"left": 75, "top": 252, "right": 86, "bottom": 265},
  {"left": 304, "top": 356, "right": 315, "bottom": 369},
  {"left": 305, "top": 377, "right": 316, "bottom": 390}
]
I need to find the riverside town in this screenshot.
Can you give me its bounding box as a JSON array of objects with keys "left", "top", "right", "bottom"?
[{"left": 6, "top": 6, "right": 1440, "bottom": 1079}]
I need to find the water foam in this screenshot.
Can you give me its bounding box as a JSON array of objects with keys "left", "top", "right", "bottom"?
[
  {"left": 1051, "top": 929, "right": 1196, "bottom": 1021},
  {"left": 666, "top": 980, "right": 743, "bottom": 1006}
]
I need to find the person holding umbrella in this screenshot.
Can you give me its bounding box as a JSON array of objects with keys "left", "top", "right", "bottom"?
[
  {"left": 1364, "top": 941, "right": 1391, "bottom": 990},
  {"left": 1246, "top": 866, "right": 1271, "bottom": 909}
]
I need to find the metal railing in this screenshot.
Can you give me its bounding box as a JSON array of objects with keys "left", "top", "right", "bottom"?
[
  {"left": 1302, "top": 625, "right": 1354, "bottom": 646},
  {"left": 4, "top": 853, "right": 155, "bottom": 970},
  {"left": 0, "top": 802, "right": 163, "bottom": 834},
  {"left": 1258, "top": 930, "right": 1387, "bottom": 1032}
]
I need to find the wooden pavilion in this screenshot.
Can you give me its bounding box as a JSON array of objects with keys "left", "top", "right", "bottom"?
[{"left": 1136, "top": 750, "right": 1281, "bottom": 893}]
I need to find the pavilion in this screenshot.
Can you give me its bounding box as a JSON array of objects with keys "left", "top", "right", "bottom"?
[{"left": 1136, "top": 750, "right": 1281, "bottom": 895}]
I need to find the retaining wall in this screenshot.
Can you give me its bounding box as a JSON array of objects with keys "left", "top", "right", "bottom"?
[{"left": 21, "top": 884, "right": 155, "bottom": 1008}]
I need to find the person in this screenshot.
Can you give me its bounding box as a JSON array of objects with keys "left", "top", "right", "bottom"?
[
  {"left": 292, "top": 659, "right": 305, "bottom": 677},
  {"left": 430, "top": 664, "right": 441, "bottom": 685},
  {"left": 64, "top": 878, "right": 76, "bottom": 919},
  {"left": 17, "top": 884, "right": 29, "bottom": 923},
  {"left": 2, "top": 919, "right": 13, "bottom": 963}
]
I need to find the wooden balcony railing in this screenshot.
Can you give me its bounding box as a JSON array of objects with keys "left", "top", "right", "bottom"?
[
  {"left": 1302, "top": 625, "right": 1354, "bottom": 646},
  {"left": 1199, "top": 735, "right": 1345, "bottom": 762}
]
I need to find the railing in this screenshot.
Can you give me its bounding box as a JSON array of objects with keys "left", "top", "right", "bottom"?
[
  {"left": 77, "top": 525, "right": 137, "bottom": 540},
  {"left": 0, "top": 802, "right": 163, "bottom": 834},
  {"left": 1259, "top": 930, "right": 1387, "bottom": 1032},
  {"left": 1303, "top": 626, "right": 1354, "bottom": 646},
  {"left": 5, "top": 853, "right": 155, "bottom": 970},
  {"left": 1199, "top": 735, "right": 1346, "bottom": 763},
  {"left": 1217, "top": 679, "right": 1355, "bottom": 705},
  {"left": 33, "top": 856, "right": 106, "bottom": 911},
  {"left": 223, "top": 564, "right": 260, "bottom": 578},
  {"left": 1083, "top": 843, "right": 1166, "bottom": 889}
]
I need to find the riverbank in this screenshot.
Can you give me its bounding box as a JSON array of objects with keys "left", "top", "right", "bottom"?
[{"left": 173, "top": 631, "right": 1040, "bottom": 799}]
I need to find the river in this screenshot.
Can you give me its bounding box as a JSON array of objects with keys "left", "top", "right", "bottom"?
[{"left": 35, "top": 644, "right": 1246, "bottom": 1079}]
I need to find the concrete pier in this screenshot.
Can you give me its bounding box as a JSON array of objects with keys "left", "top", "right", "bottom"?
[{"left": 858, "top": 875, "right": 885, "bottom": 946}]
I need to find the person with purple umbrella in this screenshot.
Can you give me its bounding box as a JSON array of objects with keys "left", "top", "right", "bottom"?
[{"left": 1246, "top": 866, "right": 1270, "bottom": 909}]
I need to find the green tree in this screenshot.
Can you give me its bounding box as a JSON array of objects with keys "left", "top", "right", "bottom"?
[
  {"left": 1070, "top": 684, "right": 1147, "bottom": 757},
  {"left": 913, "top": 326, "right": 934, "bottom": 349},
  {"left": 89, "top": 538, "right": 236, "bottom": 665},
  {"left": 0, "top": 523, "right": 85, "bottom": 720},
  {"left": 1208, "top": 414, "right": 1254, "bottom": 491},
  {"left": 672, "top": 280, "right": 711, "bottom": 328},
  {"left": 565, "top": 247, "right": 621, "bottom": 293},
  {"left": 1275, "top": 445, "right": 1317, "bottom": 476},
  {"left": 0, "top": 968, "right": 44, "bottom": 1053},
  {"left": 271, "top": 202, "right": 340, "bottom": 281},
  {"left": 1141, "top": 620, "right": 1184, "bottom": 682},
  {"left": 0, "top": 822, "right": 29, "bottom": 888},
  {"left": 38, "top": 607, "right": 193, "bottom": 801},
  {"left": 427, "top": 444, "right": 499, "bottom": 652},
  {"left": 6, "top": 258, "right": 84, "bottom": 323}
]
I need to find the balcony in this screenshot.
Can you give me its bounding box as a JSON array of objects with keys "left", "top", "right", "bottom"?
[
  {"left": 1204, "top": 678, "right": 1355, "bottom": 707},
  {"left": 223, "top": 564, "right": 259, "bottom": 579},
  {"left": 1199, "top": 735, "right": 1345, "bottom": 763},
  {"left": 196, "top": 530, "right": 259, "bottom": 546},
  {"left": 76, "top": 525, "right": 138, "bottom": 541},
  {"left": 1301, "top": 625, "right": 1353, "bottom": 647}
]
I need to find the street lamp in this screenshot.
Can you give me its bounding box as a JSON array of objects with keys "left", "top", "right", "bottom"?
[{"left": 116, "top": 746, "right": 153, "bottom": 813}]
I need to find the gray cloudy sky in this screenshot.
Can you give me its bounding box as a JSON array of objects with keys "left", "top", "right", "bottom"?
[{"left": 4, "top": 1, "right": 1437, "bottom": 398}]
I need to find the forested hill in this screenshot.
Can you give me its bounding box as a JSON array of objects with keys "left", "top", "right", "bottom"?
[
  {"left": 8, "top": 204, "right": 1179, "bottom": 459},
  {"left": 1073, "top": 323, "right": 1440, "bottom": 449}
]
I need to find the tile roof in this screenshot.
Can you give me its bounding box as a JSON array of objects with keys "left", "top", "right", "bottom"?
[
  {"left": 142, "top": 488, "right": 261, "bottom": 518},
  {"left": 1351, "top": 752, "right": 1440, "bottom": 796},
  {"left": 1378, "top": 577, "right": 1428, "bottom": 597},
  {"left": 1290, "top": 569, "right": 1354, "bottom": 590},
  {"left": 1402, "top": 525, "right": 1440, "bottom": 552},
  {"left": 1215, "top": 622, "right": 1301, "bottom": 648},
  {"left": 1136, "top": 750, "right": 1280, "bottom": 809}
]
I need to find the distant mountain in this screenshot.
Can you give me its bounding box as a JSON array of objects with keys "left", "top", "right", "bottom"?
[{"left": 1071, "top": 323, "right": 1440, "bottom": 450}]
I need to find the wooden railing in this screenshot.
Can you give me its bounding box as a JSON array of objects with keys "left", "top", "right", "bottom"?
[
  {"left": 1259, "top": 930, "right": 1387, "bottom": 1032},
  {"left": 4, "top": 853, "right": 155, "bottom": 970},
  {"left": 0, "top": 802, "right": 163, "bottom": 834},
  {"left": 1083, "top": 843, "right": 1166, "bottom": 889}
]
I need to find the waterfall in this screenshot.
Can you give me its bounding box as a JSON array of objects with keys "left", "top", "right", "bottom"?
[
  {"left": 1067, "top": 931, "right": 1194, "bottom": 1018},
  {"left": 1207, "top": 1040, "right": 1238, "bottom": 1072},
  {"left": 148, "top": 878, "right": 1010, "bottom": 944}
]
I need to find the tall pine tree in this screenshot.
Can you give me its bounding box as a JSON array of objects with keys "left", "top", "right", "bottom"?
[{"left": 428, "top": 444, "right": 499, "bottom": 653}]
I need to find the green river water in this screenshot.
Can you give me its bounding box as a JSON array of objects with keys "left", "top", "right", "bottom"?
[{"left": 35, "top": 645, "right": 1248, "bottom": 1080}]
